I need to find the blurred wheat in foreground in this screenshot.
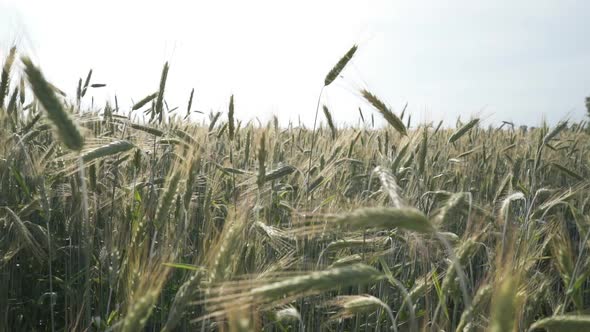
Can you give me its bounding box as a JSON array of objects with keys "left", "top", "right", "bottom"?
[{"left": 1, "top": 45, "right": 590, "bottom": 332}]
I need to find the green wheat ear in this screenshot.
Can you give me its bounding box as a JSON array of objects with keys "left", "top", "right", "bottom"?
[
  {"left": 155, "top": 61, "right": 169, "bottom": 122},
  {"left": 0, "top": 46, "right": 17, "bottom": 108},
  {"left": 81, "top": 140, "right": 135, "bottom": 163},
  {"left": 322, "top": 105, "right": 337, "bottom": 139},
  {"left": 333, "top": 207, "right": 433, "bottom": 233},
  {"left": 22, "top": 56, "right": 85, "bottom": 151},
  {"left": 361, "top": 89, "right": 407, "bottom": 136},
  {"left": 448, "top": 118, "right": 479, "bottom": 143},
  {"left": 132, "top": 92, "right": 158, "bottom": 111},
  {"left": 489, "top": 275, "right": 521, "bottom": 332},
  {"left": 228, "top": 94, "right": 235, "bottom": 140},
  {"left": 528, "top": 315, "right": 590, "bottom": 332},
  {"left": 250, "top": 263, "right": 384, "bottom": 303},
  {"left": 324, "top": 45, "right": 357, "bottom": 86}
]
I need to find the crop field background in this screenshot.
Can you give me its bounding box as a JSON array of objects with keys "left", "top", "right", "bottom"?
[{"left": 1, "top": 45, "right": 590, "bottom": 331}]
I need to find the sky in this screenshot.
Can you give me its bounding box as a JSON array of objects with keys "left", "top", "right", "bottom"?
[{"left": 1, "top": 0, "right": 589, "bottom": 127}]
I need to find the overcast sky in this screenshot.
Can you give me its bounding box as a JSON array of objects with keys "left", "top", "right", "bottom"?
[{"left": 1, "top": 0, "right": 589, "bottom": 127}]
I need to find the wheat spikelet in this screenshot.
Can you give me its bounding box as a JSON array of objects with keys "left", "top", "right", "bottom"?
[
  {"left": 174, "top": 128, "right": 198, "bottom": 146},
  {"left": 543, "top": 120, "right": 568, "bottom": 145},
  {"left": 126, "top": 121, "right": 165, "bottom": 136},
  {"left": 441, "top": 238, "right": 480, "bottom": 297},
  {"left": 3, "top": 207, "right": 47, "bottom": 262},
  {"left": 455, "top": 284, "right": 492, "bottom": 332},
  {"left": 358, "top": 107, "right": 365, "bottom": 123},
  {"left": 361, "top": 89, "right": 407, "bottom": 136},
  {"left": 489, "top": 275, "right": 520, "bottom": 332},
  {"left": 81, "top": 140, "right": 134, "bottom": 163},
  {"left": 324, "top": 45, "right": 357, "bottom": 86},
  {"left": 19, "top": 112, "right": 42, "bottom": 136},
  {"left": 250, "top": 263, "right": 383, "bottom": 304},
  {"left": 228, "top": 94, "right": 235, "bottom": 140},
  {"left": 437, "top": 231, "right": 460, "bottom": 244},
  {"left": 346, "top": 130, "right": 362, "bottom": 157},
  {"left": 257, "top": 132, "right": 267, "bottom": 187},
  {"left": 155, "top": 62, "right": 169, "bottom": 121},
  {"left": 407, "top": 272, "right": 438, "bottom": 304},
  {"left": 550, "top": 227, "right": 578, "bottom": 308},
  {"left": 551, "top": 162, "right": 583, "bottom": 181},
  {"left": 162, "top": 271, "right": 202, "bottom": 332},
  {"left": 154, "top": 172, "right": 181, "bottom": 229},
  {"left": 307, "top": 175, "right": 324, "bottom": 193},
  {"left": 498, "top": 192, "right": 525, "bottom": 228},
  {"left": 18, "top": 76, "right": 25, "bottom": 104},
  {"left": 264, "top": 164, "right": 296, "bottom": 182},
  {"left": 207, "top": 209, "right": 252, "bottom": 285},
  {"left": 254, "top": 221, "right": 293, "bottom": 241},
  {"left": 434, "top": 192, "right": 469, "bottom": 227},
  {"left": 392, "top": 142, "right": 410, "bottom": 173},
  {"left": 22, "top": 57, "right": 85, "bottom": 151},
  {"left": 448, "top": 118, "right": 479, "bottom": 143},
  {"left": 0, "top": 46, "right": 16, "bottom": 108},
  {"left": 337, "top": 294, "right": 385, "bottom": 313},
  {"left": 132, "top": 92, "right": 158, "bottom": 111},
  {"left": 323, "top": 237, "right": 386, "bottom": 253},
  {"left": 81, "top": 69, "right": 92, "bottom": 97},
  {"left": 185, "top": 88, "right": 195, "bottom": 118},
  {"left": 455, "top": 146, "right": 480, "bottom": 159},
  {"left": 328, "top": 254, "right": 363, "bottom": 268},
  {"left": 493, "top": 173, "right": 513, "bottom": 206},
  {"left": 157, "top": 137, "right": 181, "bottom": 148},
  {"left": 322, "top": 105, "right": 337, "bottom": 139},
  {"left": 208, "top": 111, "right": 221, "bottom": 131},
  {"left": 373, "top": 166, "right": 404, "bottom": 207},
  {"left": 528, "top": 315, "right": 590, "bottom": 332},
  {"left": 418, "top": 128, "right": 428, "bottom": 174},
  {"left": 7, "top": 86, "right": 18, "bottom": 118},
  {"left": 328, "top": 295, "right": 395, "bottom": 329},
  {"left": 331, "top": 207, "right": 433, "bottom": 233},
  {"left": 216, "top": 123, "right": 228, "bottom": 138},
  {"left": 120, "top": 289, "right": 159, "bottom": 332},
  {"left": 75, "top": 77, "right": 82, "bottom": 104},
  {"left": 254, "top": 221, "right": 294, "bottom": 254}
]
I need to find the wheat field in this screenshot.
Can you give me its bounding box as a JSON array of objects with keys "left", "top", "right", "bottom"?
[{"left": 1, "top": 45, "right": 590, "bottom": 331}]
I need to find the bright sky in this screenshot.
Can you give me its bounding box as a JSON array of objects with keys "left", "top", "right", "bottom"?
[{"left": 1, "top": 0, "right": 589, "bottom": 127}]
